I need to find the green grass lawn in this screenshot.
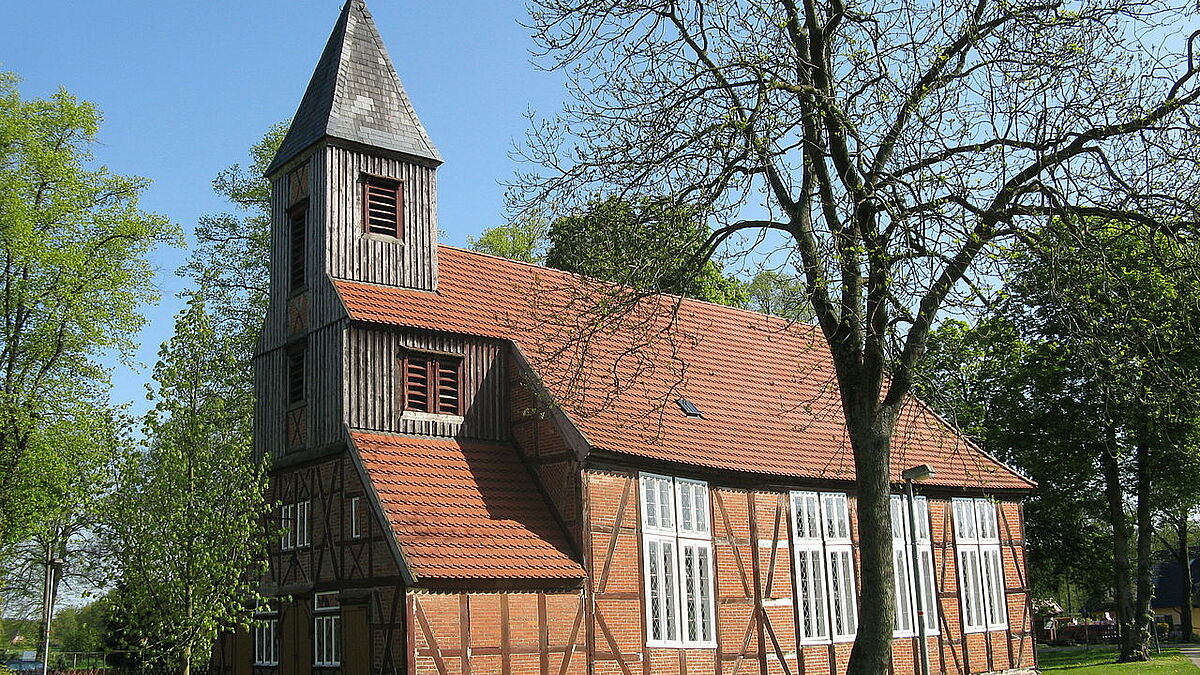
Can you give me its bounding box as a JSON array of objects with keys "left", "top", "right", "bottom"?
[{"left": 1039, "top": 646, "right": 1200, "bottom": 673}]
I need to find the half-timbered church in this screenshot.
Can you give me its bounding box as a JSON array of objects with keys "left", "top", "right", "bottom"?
[{"left": 222, "top": 2, "right": 1039, "bottom": 673}]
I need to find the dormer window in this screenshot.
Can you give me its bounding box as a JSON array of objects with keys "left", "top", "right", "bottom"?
[
  {"left": 403, "top": 353, "right": 461, "bottom": 416},
  {"left": 363, "top": 175, "right": 403, "bottom": 238}
]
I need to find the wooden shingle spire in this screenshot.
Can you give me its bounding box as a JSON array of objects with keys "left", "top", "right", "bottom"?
[{"left": 267, "top": 0, "right": 442, "bottom": 175}]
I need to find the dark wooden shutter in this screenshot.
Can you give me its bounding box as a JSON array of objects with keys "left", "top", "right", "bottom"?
[
  {"left": 286, "top": 347, "right": 305, "bottom": 405},
  {"left": 405, "top": 357, "right": 430, "bottom": 412},
  {"left": 288, "top": 206, "right": 306, "bottom": 291},
  {"left": 363, "top": 176, "right": 402, "bottom": 237},
  {"left": 435, "top": 358, "right": 460, "bottom": 415}
]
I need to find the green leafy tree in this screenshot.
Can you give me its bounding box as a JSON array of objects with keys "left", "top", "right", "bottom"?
[
  {"left": 546, "top": 195, "right": 747, "bottom": 306},
  {"left": 920, "top": 221, "right": 1200, "bottom": 661},
  {"left": 919, "top": 318, "right": 1114, "bottom": 606},
  {"left": 0, "top": 71, "right": 175, "bottom": 544},
  {"left": 181, "top": 123, "right": 285, "bottom": 365},
  {"left": 518, "top": 0, "right": 1200, "bottom": 667},
  {"left": 743, "top": 270, "right": 812, "bottom": 321},
  {"left": 53, "top": 599, "right": 108, "bottom": 653},
  {"left": 103, "top": 296, "right": 271, "bottom": 675},
  {"left": 467, "top": 209, "right": 549, "bottom": 264}
]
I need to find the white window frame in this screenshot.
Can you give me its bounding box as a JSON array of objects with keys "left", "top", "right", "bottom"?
[
  {"left": 350, "top": 496, "right": 361, "bottom": 539},
  {"left": 281, "top": 500, "right": 312, "bottom": 551},
  {"left": 313, "top": 591, "right": 341, "bottom": 667},
  {"left": 253, "top": 605, "right": 279, "bottom": 667},
  {"left": 953, "top": 498, "right": 1007, "bottom": 633},
  {"left": 791, "top": 491, "right": 858, "bottom": 644},
  {"left": 890, "top": 495, "right": 939, "bottom": 638},
  {"left": 639, "top": 473, "right": 716, "bottom": 648}
]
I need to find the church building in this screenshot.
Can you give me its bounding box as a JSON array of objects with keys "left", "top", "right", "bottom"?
[{"left": 220, "top": 2, "right": 1039, "bottom": 673}]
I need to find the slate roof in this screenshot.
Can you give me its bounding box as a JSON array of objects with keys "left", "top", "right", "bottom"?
[
  {"left": 353, "top": 432, "right": 584, "bottom": 582},
  {"left": 266, "top": 0, "right": 441, "bottom": 176},
  {"left": 337, "top": 246, "right": 1036, "bottom": 491}
]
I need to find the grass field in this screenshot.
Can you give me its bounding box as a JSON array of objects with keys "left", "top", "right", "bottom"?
[{"left": 1039, "top": 646, "right": 1200, "bottom": 673}]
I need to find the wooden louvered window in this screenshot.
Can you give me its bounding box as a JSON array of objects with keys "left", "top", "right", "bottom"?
[
  {"left": 403, "top": 354, "right": 461, "bottom": 416},
  {"left": 288, "top": 204, "right": 307, "bottom": 291},
  {"left": 363, "top": 175, "right": 403, "bottom": 238},
  {"left": 286, "top": 345, "right": 305, "bottom": 406}
]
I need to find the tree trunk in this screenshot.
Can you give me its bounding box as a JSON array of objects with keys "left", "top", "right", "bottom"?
[
  {"left": 1100, "top": 442, "right": 1140, "bottom": 660},
  {"left": 845, "top": 409, "right": 897, "bottom": 674},
  {"left": 1179, "top": 515, "right": 1194, "bottom": 641},
  {"left": 1129, "top": 435, "right": 1153, "bottom": 662}
]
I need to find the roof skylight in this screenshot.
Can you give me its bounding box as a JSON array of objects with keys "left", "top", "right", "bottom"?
[{"left": 676, "top": 398, "right": 704, "bottom": 419}]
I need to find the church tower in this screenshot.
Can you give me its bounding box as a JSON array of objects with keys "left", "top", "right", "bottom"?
[{"left": 255, "top": 0, "right": 442, "bottom": 461}]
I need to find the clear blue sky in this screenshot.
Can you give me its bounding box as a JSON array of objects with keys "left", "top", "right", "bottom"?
[{"left": 2, "top": 1, "right": 567, "bottom": 413}]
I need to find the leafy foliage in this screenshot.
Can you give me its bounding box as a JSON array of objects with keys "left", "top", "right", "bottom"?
[
  {"left": 467, "top": 210, "right": 549, "bottom": 264},
  {"left": 0, "top": 71, "right": 175, "bottom": 545},
  {"left": 103, "top": 297, "right": 271, "bottom": 673},
  {"left": 920, "top": 220, "right": 1200, "bottom": 660},
  {"left": 545, "top": 195, "right": 748, "bottom": 306},
  {"left": 181, "top": 122, "right": 284, "bottom": 368}
]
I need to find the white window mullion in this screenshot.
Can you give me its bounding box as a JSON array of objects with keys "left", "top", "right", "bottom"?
[{"left": 827, "top": 546, "right": 857, "bottom": 641}]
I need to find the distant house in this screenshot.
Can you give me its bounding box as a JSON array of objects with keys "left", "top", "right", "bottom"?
[
  {"left": 215, "top": 1, "right": 1038, "bottom": 673},
  {"left": 1152, "top": 552, "right": 1200, "bottom": 633}
]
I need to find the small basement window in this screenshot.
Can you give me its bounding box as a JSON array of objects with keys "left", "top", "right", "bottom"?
[
  {"left": 676, "top": 398, "right": 704, "bottom": 418},
  {"left": 404, "top": 354, "right": 461, "bottom": 416},
  {"left": 362, "top": 175, "right": 403, "bottom": 238}
]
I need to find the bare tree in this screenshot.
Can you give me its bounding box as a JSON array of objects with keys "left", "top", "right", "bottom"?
[{"left": 516, "top": 0, "right": 1200, "bottom": 669}]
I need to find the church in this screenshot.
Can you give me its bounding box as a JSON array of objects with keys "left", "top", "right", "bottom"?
[{"left": 219, "top": 2, "right": 1039, "bottom": 673}]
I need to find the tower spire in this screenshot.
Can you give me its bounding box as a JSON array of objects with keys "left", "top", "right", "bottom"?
[{"left": 267, "top": 0, "right": 441, "bottom": 175}]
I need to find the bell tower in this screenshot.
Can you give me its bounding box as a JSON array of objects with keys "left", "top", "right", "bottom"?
[
  {"left": 256, "top": 0, "right": 441, "bottom": 460},
  {"left": 266, "top": 0, "right": 441, "bottom": 294}
]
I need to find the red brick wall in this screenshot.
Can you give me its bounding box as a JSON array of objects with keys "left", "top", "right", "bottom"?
[
  {"left": 408, "top": 591, "right": 587, "bottom": 675},
  {"left": 582, "top": 470, "right": 1035, "bottom": 675}
]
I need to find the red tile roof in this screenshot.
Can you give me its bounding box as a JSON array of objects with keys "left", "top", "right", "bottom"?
[
  {"left": 352, "top": 432, "right": 584, "bottom": 581},
  {"left": 337, "top": 246, "right": 1033, "bottom": 491}
]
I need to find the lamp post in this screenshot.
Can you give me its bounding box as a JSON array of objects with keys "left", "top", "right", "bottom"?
[
  {"left": 40, "top": 541, "right": 64, "bottom": 675},
  {"left": 903, "top": 463, "right": 935, "bottom": 675}
]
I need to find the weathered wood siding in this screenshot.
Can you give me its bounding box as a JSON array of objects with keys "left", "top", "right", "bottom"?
[
  {"left": 258, "top": 451, "right": 410, "bottom": 675},
  {"left": 256, "top": 140, "right": 442, "bottom": 460},
  {"left": 323, "top": 143, "right": 438, "bottom": 291},
  {"left": 343, "top": 325, "right": 508, "bottom": 441}
]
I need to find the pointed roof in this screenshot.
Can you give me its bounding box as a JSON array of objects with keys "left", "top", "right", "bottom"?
[{"left": 267, "top": 0, "right": 441, "bottom": 175}]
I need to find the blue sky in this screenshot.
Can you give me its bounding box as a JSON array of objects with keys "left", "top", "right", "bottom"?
[{"left": 2, "top": 1, "right": 566, "bottom": 413}]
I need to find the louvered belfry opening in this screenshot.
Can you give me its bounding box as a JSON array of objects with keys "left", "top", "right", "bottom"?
[
  {"left": 363, "top": 175, "right": 403, "bottom": 238},
  {"left": 288, "top": 204, "right": 307, "bottom": 291},
  {"left": 286, "top": 345, "right": 305, "bottom": 405},
  {"left": 403, "top": 354, "right": 460, "bottom": 415}
]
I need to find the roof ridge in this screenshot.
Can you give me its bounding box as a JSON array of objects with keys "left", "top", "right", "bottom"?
[{"left": 438, "top": 244, "right": 821, "bottom": 332}]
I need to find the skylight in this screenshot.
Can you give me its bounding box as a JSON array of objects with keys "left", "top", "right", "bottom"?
[{"left": 676, "top": 398, "right": 704, "bottom": 419}]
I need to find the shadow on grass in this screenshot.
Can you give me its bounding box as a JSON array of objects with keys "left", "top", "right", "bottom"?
[{"left": 1039, "top": 645, "right": 1198, "bottom": 673}]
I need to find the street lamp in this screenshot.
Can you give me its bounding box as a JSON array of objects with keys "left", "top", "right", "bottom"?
[
  {"left": 902, "top": 463, "right": 935, "bottom": 675},
  {"left": 40, "top": 545, "right": 64, "bottom": 675}
]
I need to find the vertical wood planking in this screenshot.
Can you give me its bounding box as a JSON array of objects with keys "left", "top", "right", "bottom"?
[
  {"left": 343, "top": 325, "right": 507, "bottom": 440},
  {"left": 323, "top": 145, "right": 438, "bottom": 291}
]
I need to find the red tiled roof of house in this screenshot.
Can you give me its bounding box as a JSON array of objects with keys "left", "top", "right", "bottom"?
[
  {"left": 352, "top": 432, "right": 585, "bottom": 581},
  {"left": 337, "top": 246, "right": 1034, "bottom": 491}
]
